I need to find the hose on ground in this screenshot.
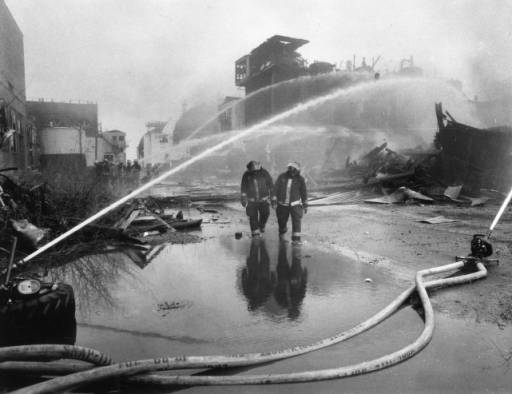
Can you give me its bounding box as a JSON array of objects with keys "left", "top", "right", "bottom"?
[
  {"left": 1, "top": 281, "right": 417, "bottom": 378},
  {"left": 0, "top": 344, "right": 111, "bottom": 366},
  {"left": 8, "top": 258, "right": 487, "bottom": 393}
]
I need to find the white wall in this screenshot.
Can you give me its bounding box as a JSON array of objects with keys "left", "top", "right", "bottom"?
[
  {"left": 140, "top": 131, "right": 172, "bottom": 166},
  {"left": 39, "top": 127, "right": 128, "bottom": 167},
  {"left": 39, "top": 127, "right": 85, "bottom": 155}
]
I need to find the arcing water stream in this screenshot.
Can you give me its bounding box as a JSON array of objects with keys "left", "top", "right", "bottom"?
[
  {"left": 14, "top": 79, "right": 393, "bottom": 269},
  {"left": 15, "top": 76, "right": 473, "bottom": 268},
  {"left": 182, "top": 71, "right": 371, "bottom": 141},
  {"left": 163, "top": 77, "right": 474, "bottom": 183},
  {"left": 141, "top": 75, "right": 474, "bottom": 177}
]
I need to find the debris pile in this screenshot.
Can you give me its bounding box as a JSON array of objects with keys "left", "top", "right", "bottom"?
[
  {"left": 0, "top": 173, "right": 203, "bottom": 272},
  {"left": 344, "top": 142, "right": 417, "bottom": 183},
  {"left": 312, "top": 102, "right": 512, "bottom": 210}
]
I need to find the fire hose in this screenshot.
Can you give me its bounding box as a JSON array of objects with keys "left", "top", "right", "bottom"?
[{"left": 4, "top": 257, "right": 488, "bottom": 393}]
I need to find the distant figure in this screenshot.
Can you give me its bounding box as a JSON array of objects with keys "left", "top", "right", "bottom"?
[
  {"left": 132, "top": 160, "right": 141, "bottom": 186},
  {"left": 273, "top": 162, "right": 308, "bottom": 243},
  {"left": 102, "top": 158, "right": 112, "bottom": 178},
  {"left": 240, "top": 160, "right": 274, "bottom": 237},
  {"left": 132, "top": 159, "right": 141, "bottom": 171},
  {"left": 117, "top": 161, "right": 125, "bottom": 179},
  {"left": 124, "top": 160, "right": 133, "bottom": 185},
  {"left": 94, "top": 161, "right": 103, "bottom": 177}
]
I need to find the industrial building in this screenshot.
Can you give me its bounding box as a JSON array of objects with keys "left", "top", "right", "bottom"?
[
  {"left": 171, "top": 34, "right": 349, "bottom": 142},
  {"left": 28, "top": 99, "right": 126, "bottom": 171},
  {"left": 235, "top": 35, "right": 336, "bottom": 126},
  {"left": 27, "top": 100, "right": 98, "bottom": 137}
]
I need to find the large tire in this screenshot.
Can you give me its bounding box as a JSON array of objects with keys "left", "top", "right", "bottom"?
[
  {"left": 0, "top": 284, "right": 77, "bottom": 346},
  {"left": 0, "top": 283, "right": 75, "bottom": 323}
]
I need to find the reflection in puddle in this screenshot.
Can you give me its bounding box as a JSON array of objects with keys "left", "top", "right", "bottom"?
[
  {"left": 241, "top": 240, "right": 307, "bottom": 320},
  {"left": 275, "top": 242, "right": 308, "bottom": 320},
  {"left": 32, "top": 235, "right": 403, "bottom": 360}
]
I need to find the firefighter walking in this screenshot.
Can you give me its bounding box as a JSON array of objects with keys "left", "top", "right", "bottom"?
[
  {"left": 272, "top": 162, "right": 308, "bottom": 243},
  {"left": 241, "top": 161, "right": 274, "bottom": 237}
]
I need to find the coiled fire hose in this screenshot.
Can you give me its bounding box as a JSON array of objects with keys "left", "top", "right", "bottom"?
[{"left": 5, "top": 258, "right": 487, "bottom": 393}]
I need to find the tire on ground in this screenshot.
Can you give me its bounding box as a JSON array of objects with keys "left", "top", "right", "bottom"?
[{"left": 0, "top": 283, "right": 75, "bottom": 322}]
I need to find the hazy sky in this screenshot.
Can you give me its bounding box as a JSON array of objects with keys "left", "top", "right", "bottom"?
[{"left": 5, "top": 0, "right": 511, "bottom": 157}]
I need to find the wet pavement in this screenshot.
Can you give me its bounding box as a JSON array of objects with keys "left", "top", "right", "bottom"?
[{"left": 3, "top": 211, "right": 512, "bottom": 393}]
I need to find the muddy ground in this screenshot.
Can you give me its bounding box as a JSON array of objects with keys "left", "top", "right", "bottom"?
[{"left": 222, "top": 200, "right": 512, "bottom": 328}]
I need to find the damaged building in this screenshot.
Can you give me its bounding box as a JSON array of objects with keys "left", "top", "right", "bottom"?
[
  {"left": 436, "top": 102, "right": 512, "bottom": 193},
  {"left": 162, "top": 35, "right": 434, "bottom": 184}
]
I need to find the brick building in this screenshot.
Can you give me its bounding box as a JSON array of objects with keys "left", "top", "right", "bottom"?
[{"left": 0, "top": 0, "right": 36, "bottom": 170}]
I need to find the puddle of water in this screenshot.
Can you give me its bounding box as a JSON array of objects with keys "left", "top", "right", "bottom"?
[{"left": 45, "top": 235, "right": 403, "bottom": 361}]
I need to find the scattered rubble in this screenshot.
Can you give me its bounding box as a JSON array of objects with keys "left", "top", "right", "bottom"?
[
  {"left": 419, "top": 216, "right": 457, "bottom": 224},
  {"left": 157, "top": 300, "right": 192, "bottom": 313}
]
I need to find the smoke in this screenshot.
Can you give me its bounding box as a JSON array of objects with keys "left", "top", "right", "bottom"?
[
  {"left": 166, "top": 77, "right": 475, "bottom": 182},
  {"left": 464, "top": 2, "right": 512, "bottom": 97},
  {"left": 281, "top": 76, "right": 476, "bottom": 147},
  {"left": 423, "top": 1, "right": 512, "bottom": 124}
]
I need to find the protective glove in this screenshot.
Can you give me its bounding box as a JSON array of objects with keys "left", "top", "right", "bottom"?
[
  {"left": 303, "top": 205, "right": 308, "bottom": 214},
  {"left": 241, "top": 196, "right": 248, "bottom": 208}
]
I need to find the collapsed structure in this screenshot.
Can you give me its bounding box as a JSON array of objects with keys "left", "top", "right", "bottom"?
[{"left": 436, "top": 103, "right": 512, "bottom": 192}]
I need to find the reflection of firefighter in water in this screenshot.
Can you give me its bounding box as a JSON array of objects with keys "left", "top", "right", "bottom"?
[
  {"left": 274, "top": 241, "right": 308, "bottom": 320},
  {"left": 241, "top": 239, "right": 275, "bottom": 311}
]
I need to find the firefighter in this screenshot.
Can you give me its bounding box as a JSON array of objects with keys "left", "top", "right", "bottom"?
[
  {"left": 240, "top": 160, "right": 274, "bottom": 237},
  {"left": 272, "top": 162, "right": 308, "bottom": 243}
]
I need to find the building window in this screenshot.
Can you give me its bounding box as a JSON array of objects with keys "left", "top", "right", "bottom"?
[
  {"left": 112, "top": 136, "right": 117, "bottom": 141},
  {"left": 119, "top": 135, "right": 125, "bottom": 141},
  {"left": 159, "top": 136, "right": 168, "bottom": 143}
]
